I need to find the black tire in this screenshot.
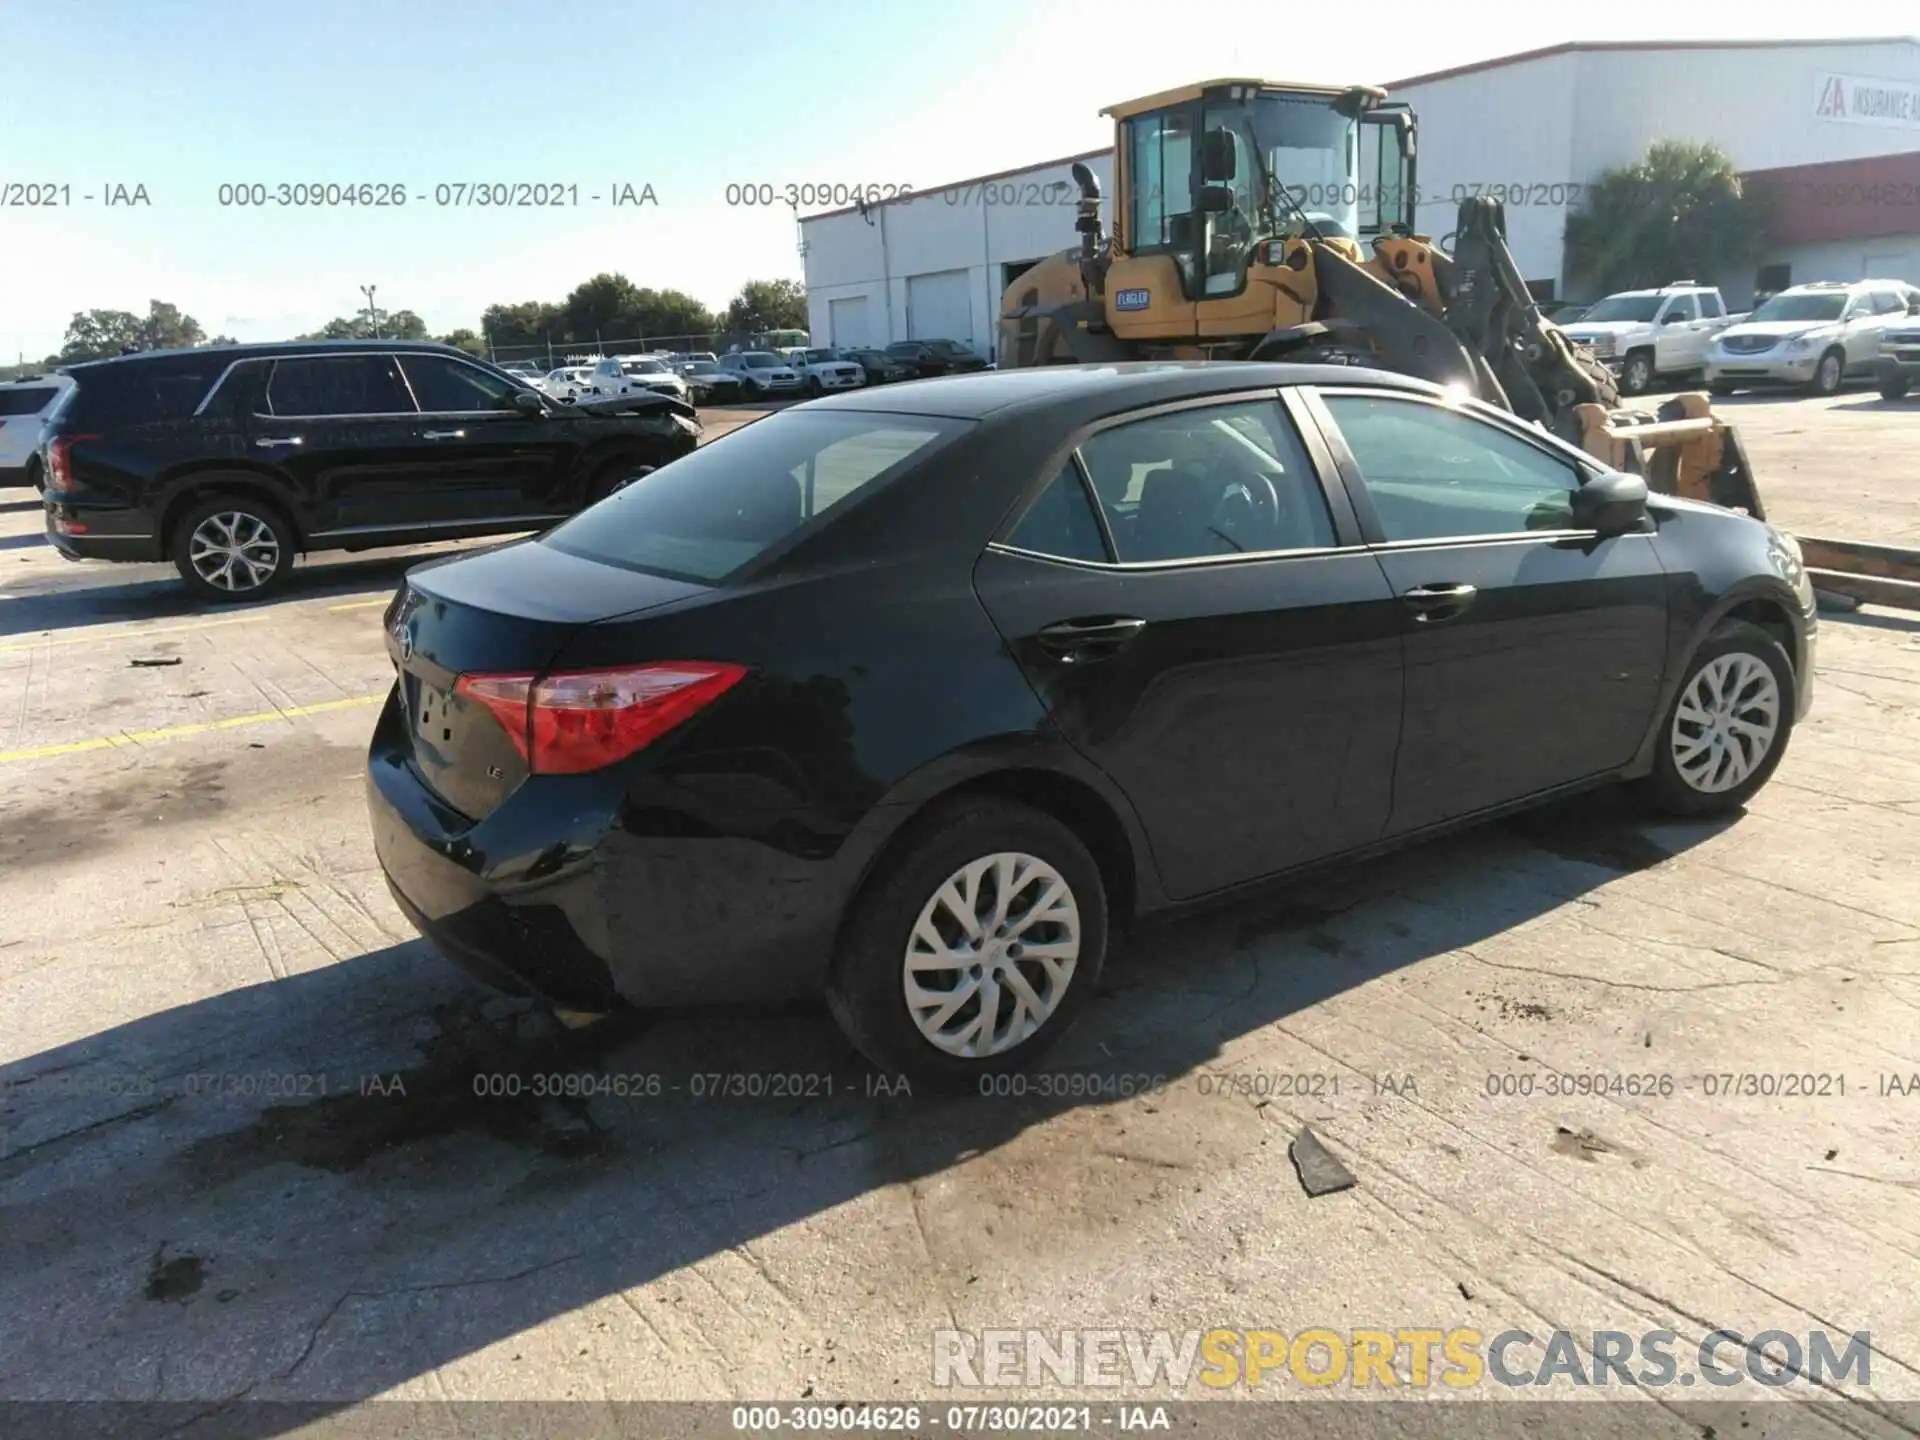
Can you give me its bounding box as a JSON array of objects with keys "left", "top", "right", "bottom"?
[
  {"left": 587, "top": 458, "right": 652, "bottom": 503},
  {"left": 1618, "top": 351, "right": 1654, "bottom": 397},
  {"left": 1808, "top": 348, "right": 1845, "bottom": 396},
  {"left": 1880, "top": 374, "right": 1911, "bottom": 400},
  {"left": 169, "top": 493, "right": 295, "bottom": 602},
  {"left": 25, "top": 457, "right": 44, "bottom": 493},
  {"left": 806, "top": 376, "right": 822, "bottom": 398},
  {"left": 826, "top": 797, "right": 1109, "bottom": 1093},
  {"left": 1632, "top": 619, "right": 1796, "bottom": 818}
]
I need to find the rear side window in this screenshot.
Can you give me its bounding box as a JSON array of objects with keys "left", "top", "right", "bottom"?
[
  {"left": 266, "top": 356, "right": 415, "bottom": 416},
  {"left": 1005, "top": 462, "right": 1110, "bottom": 563},
  {"left": 1700, "top": 293, "right": 1724, "bottom": 318},
  {"left": 0, "top": 386, "right": 58, "bottom": 417},
  {"left": 66, "top": 366, "right": 215, "bottom": 427},
  {"left": 543, "top": 409, "right": 967, "bottom": 583}
]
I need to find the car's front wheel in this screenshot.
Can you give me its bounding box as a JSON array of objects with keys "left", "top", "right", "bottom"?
[
  {"left": 1809, "top": 348, "right": 1845, "bottom": 396},
  {"left": 1618, "top": 351, "right": 1654, "bottom": 396},
  {"left": 171, "top": 494, "right": 295, "bottom": 601},
  {"left": 827, "top": 797, "right": 1108, "bottom": 1092},
  {"left": 1634, "top": 619, "right": 1795, "bottom": 817},
  {"left": 1880, "top": 373, "right": 1911, "bottom": 400}
]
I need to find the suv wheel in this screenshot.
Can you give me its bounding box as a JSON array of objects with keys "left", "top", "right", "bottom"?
[
  {"left": 826, "top": 797, "right": 1108, "bottom": 1092},
  {"left": 171, "top": 495, "right": 294, "bottom": 601},
  {"left": 1880, "top": 374, "right": 1911, "bottom": 400},
  {"left": 1633, "top": 619, "right": 1795, "bottom": 817},
  {"left": 1809, "top": 348, "right": 1845, "bottom": 396},
  {"left": 1618, "top": 351, "right": 1654, "bottom": 396}
]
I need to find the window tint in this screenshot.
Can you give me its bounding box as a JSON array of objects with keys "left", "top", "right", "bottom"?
[
  {"left": 0, "top": 386, "right": 58, "bottom": 417},
  {"left": 1074, "top": 399, "right": 1336, "bottom": 563},
  {"left": 1005, "top": 462, "right": 1110, "bottom": 563},
  {"left": 266, "top": 356, "right": 415, "bottom": 416},
  {"left": 1322, "top": 395, "right": 1581, "bottom": 541},
  {"left": 1664, "top": 294, "right": 1698, "bottom": 321},
  {"left": 1870, "top": 291, "right": 1906, "bottom": 315},
  {"left": 68, "top": 365, "right": 214, "bottom": 427},
  {"left": 542, "top": 410, "right": 965, "bottom": 583},
  {"left": 401, "top": 355, "right": 517, "bottom": 412},
  {"left": 1700, "top": 292, "right": 1724, "bottom": 318}
]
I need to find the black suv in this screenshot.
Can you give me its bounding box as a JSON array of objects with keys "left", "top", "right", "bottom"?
[
  {"left": 41, "top": 340, "right": 701, "bottom": 599},
  {"left": 884, "top": 340, "right": 989, "bottom": 378}
]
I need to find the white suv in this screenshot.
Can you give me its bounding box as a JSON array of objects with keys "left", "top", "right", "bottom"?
[
  {"left": 1705, "top": 280, "right": 1920, "bottom": 396},
  {"left": 719, "top": 350, "right": 804, "bottom": 397},
  {"left": 0, "top": 374, "right": 75, "bottom": 489}
]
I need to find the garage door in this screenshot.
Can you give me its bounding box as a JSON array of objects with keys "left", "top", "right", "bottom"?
[
  {"left": 1864, "top": 252, "right": 1918, "bottom": 285},
  {"left": 828, "top": 296, "right": 870, "bottom": 349},
  {"left": 907, "top": 270, "right": 973, "bottom": 345}
]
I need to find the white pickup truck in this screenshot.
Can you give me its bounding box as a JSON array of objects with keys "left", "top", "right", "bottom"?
[{"left": 1558, "top": 283, "right": 1746, "bottom": 397}]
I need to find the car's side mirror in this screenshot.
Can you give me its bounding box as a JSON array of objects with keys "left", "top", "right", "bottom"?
[
  {"left": 1571, "top": 471, "right": 1648, "bottom": 536},
  {"left": 1660, "top": 312, "right": 1684, "bottom": 325},
  {"left": 508, "top": 389, "right": 544, "bottom": 415},
  {"left": 1198, "top": 184, "right": 1236, "bottom": 214}
]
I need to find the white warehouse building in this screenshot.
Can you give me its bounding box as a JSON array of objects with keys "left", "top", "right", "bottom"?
[{"left": 801, "top": 37, "right": 1920, "bottom": 361}]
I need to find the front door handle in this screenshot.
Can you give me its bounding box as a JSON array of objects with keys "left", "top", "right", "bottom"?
[
  {"left": 422, "top": 429, "right": 467, "bottom": 440},
  {"left": 1037, "top": 616, "right": 1147, "bottom": 663},
  {"left": 1401, "top": 583, "right": 1478, "bottom": 622},
  {"left": 254, "top": 436, "right": 303, "bottom": 448}
]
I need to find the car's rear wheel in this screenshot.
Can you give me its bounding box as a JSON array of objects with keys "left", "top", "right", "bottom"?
[
  {"left": 826, "top": 797, "right": 1108, "bottom": 1092},
  {"left": 1633, "top": 619, "right": 1795, "bottom": 817},
  {"left": 25, "top": 457, "right": 43, "bottom": 492},
  {"left": 1809, "top": 348, "right": 1845, "bottom": 396},
  {"left": 171, "top": 494, "right": 295, "bottom": 601}
]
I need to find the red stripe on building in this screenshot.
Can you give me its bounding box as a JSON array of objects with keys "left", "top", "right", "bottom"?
[{"left": 1742, "top": 151, "right": 1920, "bottom": 244}]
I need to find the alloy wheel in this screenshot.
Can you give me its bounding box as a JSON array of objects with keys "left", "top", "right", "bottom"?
[
  {"left": 1670, "top": 652, "right": 1781, "bottom": 794},
  {"left": 1816, "top": 353, "right": 1843, "bottom": 393},
  {"left": 188, "top": 510, "right": 281, "bottom": 592},
  {"left": 902, "top": 852, "right": 1080, "bottom": 1058}
]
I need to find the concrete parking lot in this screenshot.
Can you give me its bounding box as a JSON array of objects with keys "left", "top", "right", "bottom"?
[{"left": 1, "top": 393, "right": 1917, "bottom": 1432}]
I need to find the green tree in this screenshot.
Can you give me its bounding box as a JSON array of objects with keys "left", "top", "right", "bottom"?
[
  {"left": 722, "top": 278, "right": 807, "bottom": 335},
  {"left": 481, "top": 300, "right": 563, "bottom": 350},
  {"left": 440, "top": 327, "right": 488, "bottom": 357},
  {"left": 381, "top": 309, "right": 430, "bottom": 341},
  {"left": 561, "top": 273, "right": 646, "bottom": 345},
  {"left": 135, "top": 299, "right": 206, "bottom": 351},
  {"left": 60, "top": 309, "right": 144, "bottom": 361},
  {"left": 1564, "top": 140, "right": 1775, "bottom": 295}
]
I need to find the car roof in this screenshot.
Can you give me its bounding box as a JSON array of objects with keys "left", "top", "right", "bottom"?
[
  {"left": 801, "top": 360, "right": 1445, "bottom": 420},
  {"left": 60, "top": 339, "right": 473, "bottom": 373}
]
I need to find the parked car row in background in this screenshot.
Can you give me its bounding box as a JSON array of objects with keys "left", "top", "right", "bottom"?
[{"left": 1547, "top": 277, "right": 1920, "bottom": 399}]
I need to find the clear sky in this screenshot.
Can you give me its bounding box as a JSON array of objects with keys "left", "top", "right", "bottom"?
[{"left": 2, "top": 0, "right": 1915, "bottom": 360}]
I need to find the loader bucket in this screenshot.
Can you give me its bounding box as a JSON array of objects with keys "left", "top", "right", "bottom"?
[{"left": 1572, "top": 395, "right": 1764, "bottom": 520}]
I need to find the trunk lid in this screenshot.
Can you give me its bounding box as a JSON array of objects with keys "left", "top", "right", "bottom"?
[{"left": 386, "top": 539, "right": 707, "bottom": 822}]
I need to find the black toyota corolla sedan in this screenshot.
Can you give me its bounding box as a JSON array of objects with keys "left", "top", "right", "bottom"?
[{"left": 368, "top": 362, "right": 1817, "bottom": 1087}]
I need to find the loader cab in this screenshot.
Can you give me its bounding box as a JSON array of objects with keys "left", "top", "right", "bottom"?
[{"left": 1108, "top": 80, "right": 1417, "bottom": 309}]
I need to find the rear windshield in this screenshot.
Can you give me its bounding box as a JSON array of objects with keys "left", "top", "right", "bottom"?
[
  {"left": 0, "top": 386, "right": 59, "bottom": 417},
  {"left": 542, "top": 409, "right": 968, "bottom": 583}
]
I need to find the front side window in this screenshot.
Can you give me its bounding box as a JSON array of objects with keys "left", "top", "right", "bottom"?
[
  {"left": 266, "top": 356, "right": 414, "bottom": 416},
  {"left": 542, "top": 410, "right": 966, "bottom": 583},
  {"left": 1321, "top": 395, "right": 1582, "bottom": 542},
  {"left": 401, "top": 355, "right": 518, "bottom": 412},
  {"left": 1663, "top": 295, "right": 1699, "bottom": 322},
  {"left": 1074, "top": 399, "right": 1336, "bottom": 563}
]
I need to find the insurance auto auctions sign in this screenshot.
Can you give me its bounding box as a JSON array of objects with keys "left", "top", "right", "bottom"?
[{"left": 1814, "top": 72, "right": 1920, "bottom": 128}]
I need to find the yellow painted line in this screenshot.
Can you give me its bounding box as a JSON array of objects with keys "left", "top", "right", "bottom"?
[
  {"left": 0, "top": 693, "right": 386, "bottom": 766},
  {"left": 327, "top": 598, "right": 393, "bottom": 612},
  {"left": 0, "top": 613, "right": 271, "bottom": 654}
]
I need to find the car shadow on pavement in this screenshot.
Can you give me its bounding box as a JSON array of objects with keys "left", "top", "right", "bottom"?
[
  {"left": 0, "top": 497, "right": 42, "bottom": 515},
  {"left": 1830, "top": 395, "right": 1914, "bottom": 412},
  {"left": 0, "top": 787, "right": 1734, "bottom": 1426},
  {"left": 0, "top": 549, "right": 483, "bottom": 639}
]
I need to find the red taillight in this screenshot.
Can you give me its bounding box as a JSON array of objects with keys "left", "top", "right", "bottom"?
[
  {"left": 454, "top": 662, "right": 747, "bottom": 775},
  {"left": 47, "top": 433, "right": 100, "bottom": 491}
]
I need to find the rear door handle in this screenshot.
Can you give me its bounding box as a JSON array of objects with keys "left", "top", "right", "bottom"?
[
  {"left": 254, "top": 436, "right": 303, "bottom": 447},
  {"left": 422, "top": 429, "right": 467, "bottom": 440},
  {"left": 1401, "top": 583, "right": 1478, "bottom": 621},
  {"left": 1037, "top": 616, "right": 1147, "bottom": 663}
]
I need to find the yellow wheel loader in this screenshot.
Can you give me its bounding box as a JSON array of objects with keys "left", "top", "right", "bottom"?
[{"left": 997, "top": 79, "right": 1767, "bottom": 518}]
